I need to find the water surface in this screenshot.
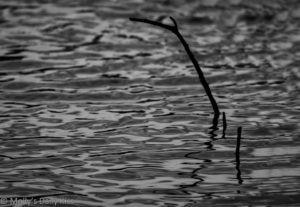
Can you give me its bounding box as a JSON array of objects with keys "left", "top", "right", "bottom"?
[{"left": 0, "top": 0, "right": 299, "bottom": 206}]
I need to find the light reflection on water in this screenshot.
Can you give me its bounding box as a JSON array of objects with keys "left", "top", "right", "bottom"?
[{"left": 0, "top": 0, "right": 299, "bottom": 206}]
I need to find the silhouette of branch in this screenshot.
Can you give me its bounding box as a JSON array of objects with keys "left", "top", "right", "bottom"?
[
  {"left": 235, "top": 126, "right": 243, "bottom": 184},
  {"left": 129, "top": 17, "right": 220, "bottom": 119}
]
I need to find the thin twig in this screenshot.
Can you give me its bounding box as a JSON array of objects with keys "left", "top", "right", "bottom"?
[
  {"left": 235, "top": 126, "right": 243, "bottom": 184},
  {"left": 129, "top": 17, "right": 220, "bottom": 118},
  {"left": 222, "top": 112, "right": 227, "bottom": 138}
]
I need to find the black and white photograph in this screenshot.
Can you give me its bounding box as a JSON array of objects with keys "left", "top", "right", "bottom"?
[{"left": 0, "top": 0, "right": 299, "bottom": 206}]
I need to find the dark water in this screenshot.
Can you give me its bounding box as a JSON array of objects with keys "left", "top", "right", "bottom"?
[{"left": 0, "top": 0, "right": 299, "bottom": 206}]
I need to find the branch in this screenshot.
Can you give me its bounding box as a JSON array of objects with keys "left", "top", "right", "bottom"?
[{"left": 129, "top": 16, "right": 220, "bottom": 118}]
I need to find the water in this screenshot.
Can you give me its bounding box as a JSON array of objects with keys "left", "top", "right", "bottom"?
[{"left": 0, "top": 0, "right": 299, "bottom": 206}]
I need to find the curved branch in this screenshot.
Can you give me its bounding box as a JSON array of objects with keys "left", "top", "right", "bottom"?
[{"left": 129, "top": 16, "right": 220, "bottom": 118}]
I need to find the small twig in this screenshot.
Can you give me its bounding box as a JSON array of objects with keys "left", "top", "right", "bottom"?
[
  {"left": 222, "top": 112, "right": 227, "bottom": 138},
  {"left": 169, "top": 16, "right": 178, "bottom": 28},
  {"left": 235, "top": 126, "right": 243, "bottom": 184},
  {"left": 129, "top": 17, "right": 220, "bottom": 118}
]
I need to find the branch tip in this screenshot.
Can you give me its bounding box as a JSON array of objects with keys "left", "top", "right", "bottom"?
[{"left": 169, "top": 16, "right": 178, "bottom": 28}]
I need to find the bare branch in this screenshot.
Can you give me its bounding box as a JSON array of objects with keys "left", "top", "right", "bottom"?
[{"left": 129, "top": 16, "right": 220, "bottom": 118}]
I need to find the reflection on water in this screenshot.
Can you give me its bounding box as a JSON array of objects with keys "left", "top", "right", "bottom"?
[{"left": 0, "top": 0, "right": 299, "bottom": 206}]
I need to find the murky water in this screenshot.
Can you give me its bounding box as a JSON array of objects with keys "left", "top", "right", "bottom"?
[{"left": 0, "top": 0, "right": 299, "bottom": 206}]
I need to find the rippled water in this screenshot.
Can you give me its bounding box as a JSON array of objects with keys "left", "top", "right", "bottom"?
[{"left": 0, "top": 0, "right": 299, "bottom": 206}]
